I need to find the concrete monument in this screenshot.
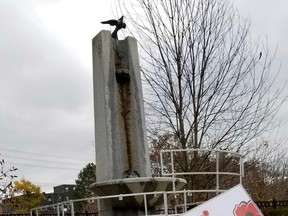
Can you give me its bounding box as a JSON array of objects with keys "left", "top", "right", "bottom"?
[{"left": 91, "top": 26, "right": 186, "bottom": 216}]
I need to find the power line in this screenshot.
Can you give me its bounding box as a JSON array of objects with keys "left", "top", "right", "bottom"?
[
  {"left": 0, "top": 147, "right": 90, "bottom": 162},
  {"left": 0, "top": 180, "right": 75, "bottom": 193},
  {"left": 6, "top": 162, "right": 81, "bottom": 171},
  {"left": 2, "top": 154, "right": 89, "bottom": 165}
]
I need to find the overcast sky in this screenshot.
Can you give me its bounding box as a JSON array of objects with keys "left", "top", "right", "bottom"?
[{"left": 0, "top": 0, "right": 287, "bottom": 193}]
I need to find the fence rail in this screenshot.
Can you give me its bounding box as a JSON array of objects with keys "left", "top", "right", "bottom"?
[
  {"left": 0, "top": 213, "right": 98, "bottom": 216},
  {"left": 29, "top": 148, "right": 244, "bottom": 216},
  {"left": 256, "top": 200, "right": 288, "bottom": 209},
  {"left": 160, "top": 148, "right": 244, "bottom": 192}
]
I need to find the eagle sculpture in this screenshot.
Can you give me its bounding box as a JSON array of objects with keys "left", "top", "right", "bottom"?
[{"left": 101, "top": 16, "right": 126, "bottom": 39}]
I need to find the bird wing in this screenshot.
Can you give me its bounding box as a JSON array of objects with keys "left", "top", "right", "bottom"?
[{"left": 101, "top": 19, "right": 118, "bottom": 26}]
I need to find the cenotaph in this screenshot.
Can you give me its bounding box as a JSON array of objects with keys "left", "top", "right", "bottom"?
[{"left": 91, "top": 21, "right": 186, "bottom": 215}]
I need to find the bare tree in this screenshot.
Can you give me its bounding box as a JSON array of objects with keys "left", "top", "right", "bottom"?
[
  {"left": 117, "top": 0, "right": 286, "bottom": 202},
  {"left": 0, "top": 157, "right": 17, "bottom": 201},
  {"left": 243, "top": 144, "right": 288, "bottom": 201},
  {"left": 119, "top": 0, "right": 285, "bottom": 153}
]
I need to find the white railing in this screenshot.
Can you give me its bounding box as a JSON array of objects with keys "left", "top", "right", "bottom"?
[
  {"left": 31, "top": 190, "right": 227, "bottom": 216},
  {"left": 160, "top": 148, "right": 244, "bottom": 192},
  {"left": 31, "top": 148, "right": 244, "bottom": 216}
]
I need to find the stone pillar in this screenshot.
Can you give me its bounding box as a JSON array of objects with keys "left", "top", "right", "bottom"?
[
  {"left": 92, "top": 30, "right": 151, "bottom": 182},
  {"left": 91, "top": 30, "right": 186, "bottom": 216}
]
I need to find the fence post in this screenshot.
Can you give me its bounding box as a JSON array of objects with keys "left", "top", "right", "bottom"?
[
  {"left": 272, "top": 198, "right": 276, "bottom": 209},
  {"left": 171, "top": 152, "right": 175, "bottom": 191},
  {"left": 216, "top": 151, "right": 219, "bottom": 194},
  {"left": 163, "top": 192, "right": 168, "bottom": 215},
  {"left": 57, "top": 204, "right": 60, "bottom": 216},
  {"left": 70, "top": 201, "right": 74, "bottom": 216}
]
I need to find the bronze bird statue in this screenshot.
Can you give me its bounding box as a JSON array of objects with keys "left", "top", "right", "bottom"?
[{"left": 101, "top": 16, "right": 126, "bottom": 39}]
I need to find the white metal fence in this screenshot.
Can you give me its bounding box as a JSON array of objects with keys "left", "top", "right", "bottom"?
[
  {"left": 31, "top": 148, "right": 244, "bottom": 216},
  {"left": 160, "top": 148, "right": 244, "bottom": 192}
]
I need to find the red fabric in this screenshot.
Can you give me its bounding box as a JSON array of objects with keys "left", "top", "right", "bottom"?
[
  {"left": 202, "top": 210, "right": 209, "bottom": 216},
  {"left": 234, "top": 201, "right": 261, "bottom": 216}
]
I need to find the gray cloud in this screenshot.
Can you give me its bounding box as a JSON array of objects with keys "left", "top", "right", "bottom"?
[{"left": 0, "top": 1, "right": 95, "bottom": 192}]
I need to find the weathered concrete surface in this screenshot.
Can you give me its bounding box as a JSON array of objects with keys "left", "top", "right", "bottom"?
[
  {"left": 91, "top": 31, "right": 186, "bottom": 216},
  {"left": 91, "top": 177, "right": 187, "bottom": 208},
  {"left": 92, "top": 30, "right": 151, "bottom": 182}
]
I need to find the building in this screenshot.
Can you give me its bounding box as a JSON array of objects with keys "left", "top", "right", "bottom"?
[
  {"left": 42, "top": 184, "right": 76, "bottom": 205},
  {"left": 0, "top": 184, "right": 76, "bottom": 214}
]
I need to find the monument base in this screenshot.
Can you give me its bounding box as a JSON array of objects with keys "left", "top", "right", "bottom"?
[
  {"left": 91, "top": 177, "right": 187, "bottom": 208},
  {"left": 98, "top": 208, "right": 146, "bottom": 216}
]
